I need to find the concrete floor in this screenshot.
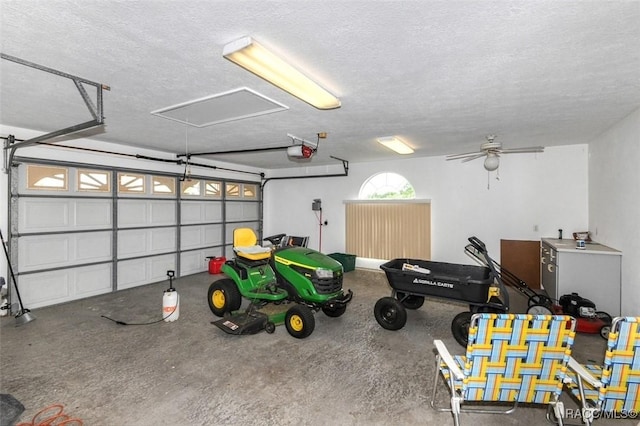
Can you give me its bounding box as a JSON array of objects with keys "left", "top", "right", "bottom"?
[{"left": 0, "top": 269, "right": 635, "bottom": 425}]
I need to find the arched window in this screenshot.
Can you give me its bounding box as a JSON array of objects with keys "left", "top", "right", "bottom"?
[
  {"left": 359, "top": 172, "right": 415, "bottom": 199},
  {"left": 348, "top": 172, "right": 430, "bottom": 261}
]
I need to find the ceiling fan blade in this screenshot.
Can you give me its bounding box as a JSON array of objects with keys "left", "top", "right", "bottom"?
[
  {"left": 446, "top": 151, "right": 483, "bottom": 160},
  {"left": 500, "top": 146, "right": 544, "bottom": 154},
  {"left": 461, "top": 153, "right": 487, "bottom": 163}
]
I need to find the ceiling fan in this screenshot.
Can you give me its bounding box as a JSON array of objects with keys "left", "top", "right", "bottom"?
[{"left": 446, "top": 135, "right": 544, "bottom": 171}]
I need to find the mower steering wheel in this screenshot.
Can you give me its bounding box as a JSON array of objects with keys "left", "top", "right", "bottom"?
[{"left": 263, "top": 234, "right": 287, "bottom": 246}]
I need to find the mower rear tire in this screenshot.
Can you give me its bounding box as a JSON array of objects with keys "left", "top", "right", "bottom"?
[
  {"left": 322, "top": 304, "right": 347, "bottom": 318},
  {"left": 374, "top": 297, "right": 407, "bottom": 330},
  {"left": 396, "top": 292, "right": 425, "bottom": 310},
  {"left": 207, "top": 279, "right": 242, "bottom": 317},
  {"left": 285, "top": 305, "right": 315, "bottom": 339},
  {"left": 451, "top": 311, "right": 473, "bottom": 347}
]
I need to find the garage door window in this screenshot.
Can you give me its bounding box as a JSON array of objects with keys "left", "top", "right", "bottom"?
[
  {"left": 118, "top": 173, "right": 145, "bottom": 193},
  {"left": 204, "top": 180, "right": 221, "bottom": 198},
  {"left": 78, "top": 169, "right": 110, "bottom": 192},
  {"left": 27, "top": 165, "right": 68, "bottom": 190},
  {"left": 181, "top": 179, "right": 201, "bottom": 196},
  {"left": 153, "top": 176, "right": 175, "bottom": 194}
]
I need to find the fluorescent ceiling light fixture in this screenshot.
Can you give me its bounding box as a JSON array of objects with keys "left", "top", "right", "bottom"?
[
  {"left": 223, "top": 36, "right": 341, "bottom": 110},
  {"left": 377, "top": 137, "right": 414, "bottom": 155}
]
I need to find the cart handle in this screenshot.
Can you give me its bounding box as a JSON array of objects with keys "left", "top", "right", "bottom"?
[{"left": 468, "top": 236, "right": 486, "bottom": 253}]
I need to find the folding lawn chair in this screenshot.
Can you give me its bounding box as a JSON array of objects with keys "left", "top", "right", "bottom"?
[
  {"left": 564, "top": 316, "right": 640, "bottom": 426},
  {"left": 431, "top": 313, "right": 577, "bottom": 426}
]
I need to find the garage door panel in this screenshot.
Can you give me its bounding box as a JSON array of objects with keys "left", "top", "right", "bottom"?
[
  {"left": 119, "top": 228, "right": 175, "bottom": 258},
  {"left": 149, "top": 201, "right": 176, "bottom": 225},
  {"left": 149, "top": 228, "right": 176, "bottom": 252},
  {"left": 19, "top": 264, "right": 111, "bottom": 309},
  {"left": 226, "top": 201, "right": 259, "bottom": 221},
  {"left": 180, "top": 250, "right": 208, "bottom": 275},
  {"left": 74, "top": 200, "right": 112, "bottom": 227},
  {"left": 19, "top": 232, "right": 112, "bottom": 272},
  {"left": 20, "top": 270, "right": 71, "bottom": 308},
  {"left": 204, "top": 202, "right": 222, "bottom": 222},
  {"left": 181, "top": 202, "right": 202, "bottom": 224},
  {"left": 118, "top": 229, "right": 147, "bottom": 257},
  {"left": 18, "top": 236, "right": 69, "bottom": 270},
  {"left": 75, "top": 232, "right": 112, "bottom": 261},
  {"left": 204, "top": 225, "right": 223, "bottom": 246},
  {"left": 118, "top": 200, "right": 148, "bottom": 227},
  {"left": 75, "top": 264, "right": 112, "bottom": 296},
  {"left": 118, "top": 254, "right": 175, "bottom": 289},
  {"left": 19, "top": 199, "right": 70, "bottom": 232},
  {"left": 180, "top": 226, "right": 202, "bottom": 249}
]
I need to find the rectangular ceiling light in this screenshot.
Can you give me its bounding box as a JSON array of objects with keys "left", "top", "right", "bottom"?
[
  {"left": 223, "top": 36, "right": 341, "bottom": 110},
  {"left": 377, "top": 136, "right": 414, "bottom": 154},
  {"left": 150, "top": 87, "right": 288, "bottom": 127}
]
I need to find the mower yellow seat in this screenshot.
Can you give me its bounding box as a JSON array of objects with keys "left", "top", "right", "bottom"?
[{"left": 233, "top": 228, "right": 271, "bottom": 261}]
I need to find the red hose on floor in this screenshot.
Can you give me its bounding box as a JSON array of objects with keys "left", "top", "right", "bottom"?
[{"left": 16, "top": 404, "right": 83, "bottom": 426}]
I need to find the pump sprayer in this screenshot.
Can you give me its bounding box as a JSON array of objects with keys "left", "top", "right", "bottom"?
[{"left": 163, "top": 270, "right": 179, "bottom": 322}]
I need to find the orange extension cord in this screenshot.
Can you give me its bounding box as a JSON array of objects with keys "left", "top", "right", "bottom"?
[{"left": 16, "top": 404, "right": 83, "bottom": 426}]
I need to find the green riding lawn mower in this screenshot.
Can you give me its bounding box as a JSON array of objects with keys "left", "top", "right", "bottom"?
[{"left": 207, "top": 228, "right": 353, "bottom": 339}]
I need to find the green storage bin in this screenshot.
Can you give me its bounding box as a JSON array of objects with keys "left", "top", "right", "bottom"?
[{"left": 329, "top": 253, "right": 356, "bottom": 272}]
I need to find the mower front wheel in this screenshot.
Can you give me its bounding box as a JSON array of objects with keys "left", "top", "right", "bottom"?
[
  {"left": 207, "top": 279, "right": 242, "bottom": 317},
  {"left": 285, "top": 305, "right": 315, "bottom": 339},
  {"left": 374, "top": 297, "right": 407, "bottom": 330}
]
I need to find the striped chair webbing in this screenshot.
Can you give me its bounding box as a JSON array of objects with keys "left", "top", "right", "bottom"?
[
  {"left": 461, "top": 314, "right": 576, "bottom": 403},
  {"left": 567, "top": 317, "right": 640, "bottom": 413}
]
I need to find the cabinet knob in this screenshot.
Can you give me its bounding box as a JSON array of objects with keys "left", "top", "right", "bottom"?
[
  {"left": 541, "top": 256, "right": 546, "bottom": 264},
  {"left": 547, "top": 264, "right": 554, "bottom": 273}
]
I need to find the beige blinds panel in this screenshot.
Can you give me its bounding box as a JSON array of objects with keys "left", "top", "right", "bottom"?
[{"left": 345, "top": 202, "right": 431, "bottom": 260}]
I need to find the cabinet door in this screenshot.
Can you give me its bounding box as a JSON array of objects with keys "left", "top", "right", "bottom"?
[{"left": 501, "top": 240, "right": 541, "bottom": 289}]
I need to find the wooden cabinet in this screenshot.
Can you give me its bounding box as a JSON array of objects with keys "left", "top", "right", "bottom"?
[{"left": 541, "top": 238, "right": 622, "bottom": 316}]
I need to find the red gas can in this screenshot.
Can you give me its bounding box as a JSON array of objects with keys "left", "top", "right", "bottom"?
[{"left": 206, "top": 256, "right": 226, "bottom": 274}]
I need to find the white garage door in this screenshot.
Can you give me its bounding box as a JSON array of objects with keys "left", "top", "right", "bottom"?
[{"left": 10, "top": 161, "right": 261, "bottom": 309}]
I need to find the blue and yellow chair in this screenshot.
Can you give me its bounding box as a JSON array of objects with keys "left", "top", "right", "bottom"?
[
  {"left": 564, "top": 316, "right": 640, "bottom": 425},
  {"left": 431, "top": 313, "right": 577, "bottom": 426}
]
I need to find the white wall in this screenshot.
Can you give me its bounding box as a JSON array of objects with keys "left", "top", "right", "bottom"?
[
  {"left": 264, "top": 144, "right": 589, "bottom": 266},
  {"left": 589, "top": 107, "right": 640, "bottom": 316}
]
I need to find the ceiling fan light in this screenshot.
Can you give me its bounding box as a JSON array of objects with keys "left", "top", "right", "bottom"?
[
  {"left": 377, "top": 136, "right": 414, "bottom": 154},
  {"left": 484, "top": 153, "right": 500, "bottom": 171}
]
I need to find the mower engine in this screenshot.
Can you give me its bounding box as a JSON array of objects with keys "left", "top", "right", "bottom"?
[{"left": 559, "top": 292, "right": 596, "bottom": 318}]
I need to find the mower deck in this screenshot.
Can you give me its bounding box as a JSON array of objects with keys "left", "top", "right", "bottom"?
[{"left": 212, "top": 304, "right": 288, "bottom": 335}]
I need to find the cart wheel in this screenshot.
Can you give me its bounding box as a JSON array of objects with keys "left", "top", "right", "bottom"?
[
  {"left": 374, "top": 297, "right": 407, "bottom": 330},
  {"left": 322, "top": 304, "right": 347, "bottom": 317},
  {"left": 264, "top": 321, "right": 276, "bottom": 334},
  {"left": 527, "top": 303, "right": 554, "bottom": 315},
  {"left": 285, "top": 305, "right": 315, "bottom": 339},
  {"left": 600, "top": 324, "right": 611, "bottom": 340},
  {"left": 596, "top": 311, "right": 612, "bottom": 324},
  {"left": 528, "top": 294, "right": 553, "bottom": 307},
  {"left": 207, "top": 279, "right": 242, "bottom": 317},
  {"left": 396, "top": 292, "right": 425, "bottom": 310},
  {"left": 451, "top": 311, "right": 473, "bottom": 347}
]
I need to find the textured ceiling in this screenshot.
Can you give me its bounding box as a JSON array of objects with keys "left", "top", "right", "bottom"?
[{"left": 1, "top": 1, "right": 639, "bottom": 170}]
